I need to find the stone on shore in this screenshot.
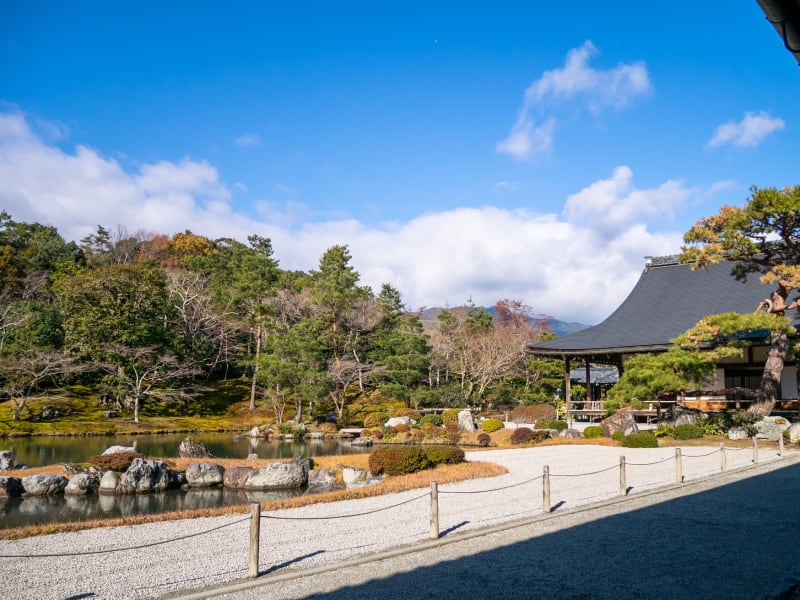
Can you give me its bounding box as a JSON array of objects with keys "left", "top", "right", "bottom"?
[
  {"left": 179, "top": 437, "right": 214, "bottom": 458},
  {"left": 102, "top": 444, "right": 137, "bottom": 455},
  {"left": 185, "top": 463, "right": 225, "bottom": 488},
  {"left": 65, "top": 472, "right": 101, "bottom": 495},
  {"left": 305, "top": 469, "right": 344, "bottom": 494},
  {"left": 21, "top": 474, "right": 69, "bottom": 496},
  {"left": 245, "top": 458, "right": 310, "bottom": 490},
  {"left": 0, "top": 450, "right": 15, "bottom": 471},
  {"left": 0, "top": 476, "right": 24, "bottom": 497},
  {"left": 99, "top": 470, "right": 119, "bottom": 494},
  {"left": 755, "top": 416, "right": 791, "bottom": 442},
  {"left": 119, "top": 458, "right": 170, "bottom": 493},
  {"left": 458, "top": 410, "right": 476, "bottom": 432},
  {"left": 224, "top": 466, "right": 255, "bottom": 489},
  {"left": 601, "top": 407, "right": 639, "bottom": 437}
]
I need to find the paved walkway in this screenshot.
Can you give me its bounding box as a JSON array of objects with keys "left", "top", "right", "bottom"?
[{"left": 171, "top": 451, "right": 800, "bottom": 600}]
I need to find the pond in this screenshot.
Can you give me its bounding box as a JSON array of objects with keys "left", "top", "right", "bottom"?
[{"left": 0, "top": 433, "right": 366, "bottom": 529}]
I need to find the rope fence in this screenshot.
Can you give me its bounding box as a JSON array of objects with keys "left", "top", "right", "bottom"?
[{"left": 0, "top": 438, "right": 786, "bottom": 579}]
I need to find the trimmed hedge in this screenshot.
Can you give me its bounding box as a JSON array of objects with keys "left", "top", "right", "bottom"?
[
  {"left": 420, "top": 413, "right": 443, "bottom": 427},
  {"left": 621, "top": 432, "right": 659, "bottom": 448},
  {"left": 422, "top": 445, "right": 465, "bottom": 465},
  {"left": 671, "top": 423, "right": 704, "bottom": 440},
  {"left": 481, "top": 418, "right": 504, "bottom": 433},
  {"left": 368, "top": 444, "right": 465, "bottom": 476},
  {"left": 477, "top": 432, "right": 491, "bottom": 447},
  {"left": 611, "top": 430, "right": 625, "bottom": 442},
  {"left": 535, "top": 420, "right": 567, "bottom": 431},
  {"left": 510, "top": 427, "right": 550, "bottom": 445},
  {"left": 583, "top": 425, "right": 604, "bottom": 439}
]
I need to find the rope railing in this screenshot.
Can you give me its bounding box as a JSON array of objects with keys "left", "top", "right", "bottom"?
[{"left": 0, "top": 439, "right": 787, "bottom": 578}]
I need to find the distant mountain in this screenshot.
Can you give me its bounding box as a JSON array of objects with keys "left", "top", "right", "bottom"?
[{"left": 415, "top": 307, "right": 590, "bottom": 339}]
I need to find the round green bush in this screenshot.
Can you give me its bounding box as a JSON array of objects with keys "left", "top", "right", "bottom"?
[
  {"left": 422, "top": 445, "right": 465, "bottom": 465},
  {"left": 441, "top": 409, "right": 460, "bottom": 425},
  {"left": 481, "top": 418, "right": 504, "bottom": 433},
  {"left": 535, "top": 420, "right": 567, "bottom": 431},
  {"left": 368, "top": 446, "right": 431, "bottom": 475},
  {"left": 671, "top": 423, "right": 704, "bottom": 440},
  {"left": 611, "top": 430, "right": 625, "bottom": 442},
  {"left": 583, "top": 425, "right": 604, "bottom": 439},
  {"left": 621, "top": 432, "right": 659, "bottom": 448},
  {"left": 420, "top": 413, "right": 443, "bottom": 427}
]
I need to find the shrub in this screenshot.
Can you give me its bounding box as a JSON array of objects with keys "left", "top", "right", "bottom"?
[
  {"left": 395, "top": 410, "right": 422, "bottom": 420},
  {"left": 445, "top": 421, "right": 459, "bottom": 433},
  {"left": 89, "top": 451, "right": 144, "bottom": 472},
  {"left": 510, "top": 404, "right": 557, "bottom": 423},
  {"left": 363, "top": 412, "right": 388, "bottom": 428},
  {"left": 671, "top": 423, "right": 704, "bottom": 440},
  {"left": 412, "top": 429, "right": 425, "bottom": 442},
  {"left": 477, "top": 432, "right": 491, "bottom": 447},
  {"left": 381, "top": 426, "right": 397, "bottom": 439},
  {"left": 536, "top": 420, "right": 567, "bottom": 431},
  {"left": 653, "top": 425, "right": 674, "bottom": 438},
  {"left": 426, "top": 426, "right": 446, "bottom": 439},
  {"left": 372, "top": 429, "right": 384, "bottom": 440},
  {"left": 583, "top": 425, "right": 603, "bottom": 439},
  {"left": 368, "top": 446, "right": 431, "bottom": 476},
  {"left": 423, "top": 445, "right": 465, "bottom": 465},
  {"left": 420, "top": 413, "right": 443, "bottom": 427},
  {"left": 510, "top": 427, "right": 533, "bottom": 444},
  {"left": 360, "top": 429, "right": 374, "bottom": 438},
  {"left": 318, "top": 422, "right": 338, "bottom": 433},
  {"left": 447, "top": 432, "right": 461, "bottom": 444},
  {"left": 442, "top": 409, "right": 460, "bottom": 425},
  {"left": 621, "top": 432, "right": 659, "bottom": 448},
  {"left": 611, "top": 430, "right": 625, "bottom": 442},
  {"left": 481, "top": 418, "right": 504, "bottom": 433},
  {"left": 394, "top": 423, "right": 410, "bottom": 433}
]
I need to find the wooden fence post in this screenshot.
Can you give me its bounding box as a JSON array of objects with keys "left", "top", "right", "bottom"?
[
  {"left": 430, "top": 481, "right": 439, "bottom": 540},
  {"left": 779, "top": 433, "right": 785, "bottom": 457},
  {"left": 720, "top": 442, "right": 727, "bottom": 473},
  {"left": 619, "top": 455, "right": 627, "bottom": 497},
  {"left": 675, "top": 448, "right": 682, "bottom": 484},
  {"left": 249, "top": 502, "right": 261, "bottom": 578},
  {"left": 752, "top": 437, "right": 759, "bottom": 464},
  {"left": 543, "top": 465, "right": 551, "bottom": 513}
]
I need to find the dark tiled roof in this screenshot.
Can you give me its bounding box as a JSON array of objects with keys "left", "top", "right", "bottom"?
[{"left": 531, "top": 257, "right": 778, "bottom": 356}]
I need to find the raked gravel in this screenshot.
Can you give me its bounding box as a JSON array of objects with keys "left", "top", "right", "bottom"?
[{"left": 0, "top": 444, "right": 788, "bottom": 599}]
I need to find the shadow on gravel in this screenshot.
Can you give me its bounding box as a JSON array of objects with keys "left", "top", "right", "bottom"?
[{"left": 299, "top": 463, "right": 800, "bottom": 600}]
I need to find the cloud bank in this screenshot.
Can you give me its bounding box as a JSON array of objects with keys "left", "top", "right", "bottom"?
[
  {"left": 497, "top": 41, "right": 652, "bottom": 161},
  {"left": 1, "top": 110, "right": 689, "bottom": 324}
]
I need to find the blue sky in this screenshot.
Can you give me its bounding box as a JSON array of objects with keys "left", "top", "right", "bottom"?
[{"left": 1, "top": 2, "right": 798, "bottom": 324}]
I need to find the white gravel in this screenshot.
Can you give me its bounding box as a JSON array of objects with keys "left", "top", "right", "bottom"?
[{"left": 0, "top": 444, "right": 786, "bottom": 599}]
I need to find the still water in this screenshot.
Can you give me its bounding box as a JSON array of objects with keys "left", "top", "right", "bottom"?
[{"left": 0, "top": 433, "right": 365, "bottom": 529}]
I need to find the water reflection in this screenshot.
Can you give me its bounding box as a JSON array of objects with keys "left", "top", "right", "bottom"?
[{"left": 0, "top": 486, "right": 305, "bottom": 530}]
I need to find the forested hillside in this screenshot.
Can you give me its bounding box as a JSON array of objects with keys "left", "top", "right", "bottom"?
[{"left": 0, "top": 212, "right": 563, "bottom": 427}]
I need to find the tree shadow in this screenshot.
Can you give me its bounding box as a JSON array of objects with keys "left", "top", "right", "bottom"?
[{"left": 288, "top": 462, "right": 800, "bottom": 600}]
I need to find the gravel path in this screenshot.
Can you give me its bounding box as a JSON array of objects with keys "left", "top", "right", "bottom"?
[{"left": 1, "top": 444, "right": 793, "bottom": 600}]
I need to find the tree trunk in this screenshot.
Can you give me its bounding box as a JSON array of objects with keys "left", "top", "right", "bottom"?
[
  {"left": 134, "top": 396, "right": 140, "bottom": 423},
  {"left": 749, "top": 331, "right": 788, "bottom": 416},
  {"left": 249, "top": 322, "right": 262, "bottom": 411},
  {"left": 12, "top": 398, "right": 24, "bottom": 421}
]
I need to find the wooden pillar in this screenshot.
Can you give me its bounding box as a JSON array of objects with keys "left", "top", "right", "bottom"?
[
  {"left": 248, "top": 502, "right": 261, "bottom": 578},
  {"left": 565, "top": 357, "right": 572, "bottom": 427},
  {"left": 585, "top": 358, "right": 592, "bottom": 403}
]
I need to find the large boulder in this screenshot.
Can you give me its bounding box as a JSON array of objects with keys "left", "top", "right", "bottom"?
[
  {"left": 601, "top": 407, "right": 639, "bottom": 437},
  {"left": 342, "top": 467, "right": 365, "bottom": 485},
  {"left": 185, "top": 463, "right": 225, "bottom": 488},
  {"left": 458, "top": 410, "right": 476, "bottom": 432},
  {"left": 102, "top": 444, "right": 137, "bottom": 455},
  {"left": 351, "top": 437, "right": 372, "bottom": 447},
  {"left": 65, "top": 472, "right": 100, "bottom": 495},
  {"left": 119, "top": 458, "right": 170, "bottom": 494},
  {"left": 0, "top": 477, "right": 24, "bottom": 497},
  {"left": 0, "top": 450, "right": 14, "bottom": 471},
  {"left": 305, "top": 469, "right": 344, "bottom": 495},
  {"left": 386, "top": 416, "right": 412, "bottom": 428},
  {"left": 248, "top": 426, "right": 262, "bottom": 438},
  {"left": 21, "top": 474, "right": 68, "bottom": 496},
  {"left": 789, "top": 422, "right": 800, "bottom": 444},
  {"left": 224, "top": 466, "right": 255, "bottom": 489},
  {"left": 245, "top": 457, "right": 311, "bottom": 490},
  {"left": 659, "top": 405, "right": 704, "bottom": 428},
  {"left": 99, "top": 470, "right": 119, "bottom": 494},
  {"left": 755, "top": 416, "right": 791, "bottom": 442},
  {"left": 179, "top": 437, "right": 214, "bottom": 458}
]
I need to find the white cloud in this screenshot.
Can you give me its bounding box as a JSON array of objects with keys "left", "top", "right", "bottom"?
[
  {"left": 0, "top": 110, "right": 691, "bottom": 324},
  {"left": 234, "top": 133, "right": 262, "bottom": 148},
  {"left": 563, "top": 166, "right": 692, "bottom": 235},
  {"left": 707, "top": 111, "right": 785, "bottom": 148},
  {"left": 497, "top": 41, "right": 652, "bottom": 161},
  {"left": 493, "top": 181, "right": 518, "bottom": 192},
  {"left": 274, "top": 183, "right": 297, "bottom": 195}
]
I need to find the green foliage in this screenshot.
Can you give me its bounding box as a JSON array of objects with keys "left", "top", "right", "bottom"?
[
  {"left": 481, "top": 418, "right": 504, "bottom": 433},
  {"left": 422, "top": 445, "right": 465, "bottom": 465},
  {"left": 536, "top": 420, "right": 567, "bottom": 431},
  {"left": 621, "top": 432, "right": 659, "bottom": 448},
  {"left": 611, "top": 430, "right": 625, "bottom": 442},
  {"left": 583, "top": 425, "right": 604, "bottom": 439},
  {"left": 420, "top": 413, "right": 443, "bottom": 426},
  {"left": 441, "top": 409, "right": 460, "bottom": 425},
  {"left": 653, "top": 424, "right": 674, "bottom": 438},
  {"left": 671, "top": 423, "right": 704, "bottom": 440},
  {"left": 606, "top": 348, "right": 715, "bottom": 412},
  {"left": 368, "top": 446, "right": 431, "bottom": 476},
  {"left": 363, "top": 412, "right": 389, "bottom": 428}
]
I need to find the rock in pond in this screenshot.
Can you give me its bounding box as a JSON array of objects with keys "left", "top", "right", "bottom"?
[
  {"left": 179, "top": 437, "right": 214, "bottom": 458},
  {"left": 224, "top": 466, "right": 255, "bottom": 489},
  {"left": 65, "top": 472, "right": 101, "bottom": 495},
  {"left": 185, "top": 463, "right": 225, "bottom": 488},
  {"left": 0, "top": 476, "right": 24, "bottom": 497},
  {"left": 245, "top": 457, "right": 311, "bottom": 490},
  {"left": 99, "top": 470, "right": 119, "bottom": 494},
  {"left": 21, "top": 474, "right": 69, "bottom": 496},
  {"left": 0, "top": 450, "right": 15, "bottom": 471},
  {"left": 119, "top": 458, "right": 170, "bottom": 494}
]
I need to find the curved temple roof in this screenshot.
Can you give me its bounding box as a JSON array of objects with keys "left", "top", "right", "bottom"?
[{"left": 530, "top": 257, "right": 778, "bottom": 357}]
